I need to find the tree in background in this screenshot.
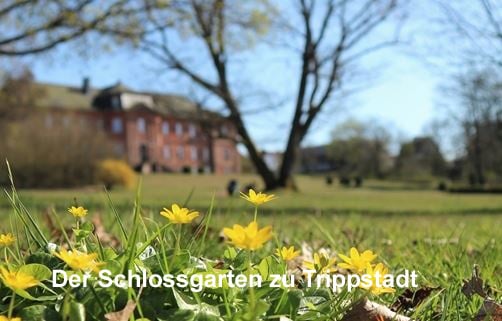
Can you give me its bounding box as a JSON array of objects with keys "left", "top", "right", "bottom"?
[
  {"left": 0, "top": 67, "right": 45, "bottom": 121},
  {"left": 327, "top": 119, "right": 393, "bottom": 179},
  {"left": 115, "top": 0, "right": 403, "bottom": 190},
  {"left": 451, "top": 71, "right": 502, "bottom": 185},
  {"left": 434, "top": 0, "right": 501, "bottom": 68},
  {"left": 394, "top": 136, "right": 446, "bottom": 180},
  {"left": 430, "top": 0, "right": 501, "bottom": 186}
]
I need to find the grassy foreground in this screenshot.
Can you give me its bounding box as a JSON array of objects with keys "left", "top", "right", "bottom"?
[{"left": 0, "top": 174, "right": 500, "bottom": 320}]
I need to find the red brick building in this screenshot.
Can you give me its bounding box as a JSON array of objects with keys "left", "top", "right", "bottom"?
[{"left": 34, "top": 80, "right": 241, "bottom": 174}]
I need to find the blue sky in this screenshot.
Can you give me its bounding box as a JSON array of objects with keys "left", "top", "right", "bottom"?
[{"left": 28, "top": 1, "right": 442, "bottom": 154}]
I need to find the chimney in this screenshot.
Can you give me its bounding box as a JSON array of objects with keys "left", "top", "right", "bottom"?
[{"left": 81, "top": 77, "right": 90, "bottom": 94}]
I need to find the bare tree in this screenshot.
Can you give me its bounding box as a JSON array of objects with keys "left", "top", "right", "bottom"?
[
  {"left": 0, "top": 0, "right": 145, "bottom": 56},
  {"left": 435, "top": 0, "right": 501, "bottom": 68},
  {"left": 122, "top": 0, "right": 402, "bottom": 190},
  {"left": 443, "top": 70, "right": 502, "bottom": 185}
]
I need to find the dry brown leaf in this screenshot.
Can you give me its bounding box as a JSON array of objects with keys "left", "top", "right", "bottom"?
[
  {"left": 462, "top": 265, "right": 487, "bottom": 298},
  {"left": 43, "top": 210, "right": 72, "bottom": 242},
  {"left": 391, "top": 286, "right": 439, "bottom": 312},
  {"left": 92, "top": 215, "right": 121, "bottom": 248},
  {"left": 474, "top": 299, "right": 502, "bottom": 321},
  {"left": 341, "top": 298, "right": 413, "bottom": 321},
  {"left": 104, "top": 300, "right": 137, "bottom": 321}
]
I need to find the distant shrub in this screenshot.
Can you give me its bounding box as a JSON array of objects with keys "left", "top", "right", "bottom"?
[
  {"left": 96, "top": 159, "right": 136, "bottom": 190},
  {"left": 437, "top": 181, "right": 448, "bottom": 191},
  {"left": 447, "top": 185, "right": 502, "bottom": 194},
  {"left": 0, "top": 114, "right": 113, "bottom": 188},
  {"left": 339, "top": 176, "right": 351, "bottom": 187}
]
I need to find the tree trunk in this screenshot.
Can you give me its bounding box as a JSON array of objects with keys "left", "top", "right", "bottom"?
[
  {"left": 473, "top": 121, "right": 485, "bottom": 185},
  {"left": 277, "top": 134, "right": 301, "bottom": 190},
  {"left": 222, "top": 95, "right": 279, "bottom": 190}
]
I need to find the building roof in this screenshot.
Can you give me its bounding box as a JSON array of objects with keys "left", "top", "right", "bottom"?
[
  {"left": 32, "top": 81, "right": 225, "bottom": 120},
  {"left": 32, "top": 82, "right": 99, "bottom": 110}
]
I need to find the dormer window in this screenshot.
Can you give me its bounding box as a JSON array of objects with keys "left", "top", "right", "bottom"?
[{"left": 111, "top": 96, "right": 121, "bottom": 109}]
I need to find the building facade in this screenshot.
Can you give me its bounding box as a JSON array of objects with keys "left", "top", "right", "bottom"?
[{"left": 35, "top": 81, "right": 241, "bottom": 174}]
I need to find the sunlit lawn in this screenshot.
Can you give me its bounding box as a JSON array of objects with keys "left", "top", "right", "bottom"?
[
  {"left": 0, "top": 173, "right": 500, "bottom": 318},
  {"left": 3, "top": 173, "right": 502, "bottom": 215}
]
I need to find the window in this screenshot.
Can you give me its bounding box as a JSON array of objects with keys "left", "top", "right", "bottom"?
[
  {"left": 45, "top": 114, "right": 53, "bottom": 128},
  {"left": 191, "top": 146, "right": 198, "bottom": 161},
  {"left": 203, "top": 148, "right": 210, "bottom": 161},
  {"left": 189, "top": 124, "right": 197, "bottom": 137},
  {"left": 62, "top": 116, "right": 70, "bottom": 127},
  {"left": 221, "top": 124, "right": 229, "bottom": 136},
  {"left": 176, "top": 146, "right": 184, "bottom": 160},
  {"left": 224, "top": 148, "right": 231, "bottom": 161},
  {"left": 137, "top": 117, "right": 146, "bottom": 133},
  {"left": 111, "top": 117, "right": 123, "bottom": 133},
  {"left": 163, "top": 146, "right": 171, "bottom": 159},
  {"left": 111, "top": 96, "right": 121, "bottom": 109},
  {"left": 175, "top": 122, "right": 183, "bottom": 136},
  {"left": 162, "top": 121, "right": 170, "bottom": 135}
]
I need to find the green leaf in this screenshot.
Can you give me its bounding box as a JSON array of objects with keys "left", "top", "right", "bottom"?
[
  {"left": 173, "top": 289, "right": 221, "bottom": 318},
  {"left": 80, "top": 221, "right": 95, "bottom": 232},
  {"left": 62, "top": 301, "right": 86, "bottom": 321},
  {"left": 26, "top": 252, "right": 63, "bottom": 270},
  {"left": 20, "top": 305, "right": 61, "bottom": 321},
  {"left": 223, "top": 247, "right": 237, "bottom": 260},
  {"left": 19, "top": 263, "right": 52, "bottom": 281}
]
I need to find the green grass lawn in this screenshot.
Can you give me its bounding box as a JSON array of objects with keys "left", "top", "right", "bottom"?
[
  {"left": 0, "top": 174, "right": 500, "bottom": 319},
  {"left": 3, "top": 173, "right": 502, "bottom": 215}
]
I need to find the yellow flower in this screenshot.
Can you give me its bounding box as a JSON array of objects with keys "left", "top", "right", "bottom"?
[
  {"left": 0, "top": 316, "right": 21, "bottom": 321},
  {"left": 223, "top": 221, "right": 272, "bottom": 251},
  {"left": 240, "top": 189, "right": 276, "bottom": 206},
  {"left": 68, "top": 206, "right": 88, "bottom": 218},
  {"left": 0, "top": 267, "right": 39, "bottom": 291},
  {"left": 338, "top": 247, "right": 377, "bottom": 274},
  {"left": 0, "top": 233, "right": 15, "bottom": 247},
  {"left": 276, "top": 246, "right": 300, "bottom": 261},
  {"left": 303, "top": 252, "right": 337, "bottom": 274},
  {"left": 54, "top": 249, "right": 102, "bottom": 272},
  {"left": 360, "top": 263, "right": 396, "bottom": 295},
  {"left": 160, "top": 204, "right": 199, "bottom": 224}
]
